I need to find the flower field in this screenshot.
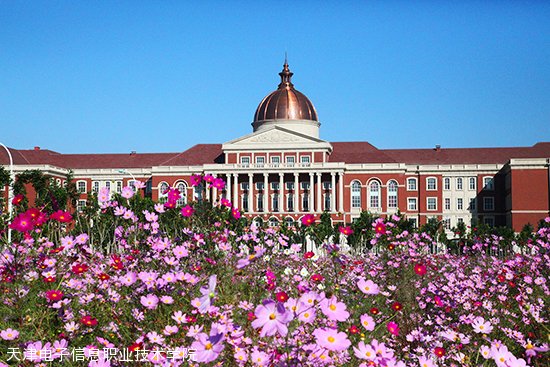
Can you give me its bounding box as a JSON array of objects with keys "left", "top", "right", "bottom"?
[{"left": 0, "top": 176, "right": 549, "bottom": 366}]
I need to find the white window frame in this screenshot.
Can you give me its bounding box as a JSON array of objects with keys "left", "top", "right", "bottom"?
[
  {"left": 256, "top": 182, "right": 264, "bottom": 191},
  {"left": 444, "top": 198, "right": 451, "bottom": 210},
  {"left": 351, "top": 181, "right": 362, "bottom": 209},
  {"left": 116, "top": 181, "right": 123, "bottom": 193},
  {"left": 324, "top": 193, "right": 331, "bottom": 211},
  {"left": 426, "top": 177, "right": 437, "bottom": 191},
  {"left": 241, "top": 182, "right": 249, "bottom": 191},
  {"left": 271, "top": 182, "right": 279, "bottom": 191},
  {"left": 456, "top": 177, "right": 463, "bottom": 190},
  {"left": 256, "top": 193, "right": 264, "bottom": 212},
  {"left": 175, "top": 181, "right": 188, "bottom": 206},
  {"left": 77, "top": 180, "right": 87, "bottom": 194},
  {"left": 302, "top": 192, "right": 309, "bottom": 211},
  {"left": 443, "top": 177, "right": 450, "bottom": 191},
  {"left": 271, "top": 193, "right": 279, "bottom": 212},
  {"left": 286, "top": 193, "right": 294, "bottom": 212},
  {"left": 270, "top": 156, "right": 280, "bottom": 164},
  {"left": 368, "top": 180, "right": 381, "bottom": 209},
  {"left": 240, "top": 156, "right": 250, "bottom": 166},
  {"left": 470, "top": 198, "right": 476, "bottom": 211},
  {"left": 483, "top": 176, "right": 494, "bottom": 191},
  {"left": 407, "top": 197, "right": 417, "bottom": 211},
  {"left": 407, "top": 178, "right": 417, "bottom": 191},
  {"left": 77, "top": 199, "right": 86, "bottom": 212},
  {"left": 387, "top": 180, "right": 398, "bottom": 209},
  {"left": 443, "top": 217, "right": 451, "bottom": 230},
  {"left": 255, "top": 156, "right": 265, "bottom": 165},
  {"left": 457, "top": 198, "right": 463, "bottom": 210},
  {"left": 300, "top": 155, "right": 311, "bottom": 165},
  {"left": 322, "top": 181, "right": 331, "bottom": 190},
  {"left": 92, "top": 181, "right": 100, "bottom": 193},
  {"left": 159, "top": 182, "right": 169, "bottom": 203},
  {"left": 300, "top": 182, "right": 310, "bottom": 190},
  {"left": 286, "top": 156, "right": 295, "bottom": 165},
  {"left": 268, "top": 217, "right": 279, "bottom": 227},
  {"left": 242, "top": 193, "right": 249, "bottom": 212},
  {"left": 285, "top": 181, "right": 294, "bottom": 191},
  {"left": 469, "top": 177, "right": 476, "bottom": 191},
  {"left": 427, "top": 197, "right": 437, "bottom": 211}
]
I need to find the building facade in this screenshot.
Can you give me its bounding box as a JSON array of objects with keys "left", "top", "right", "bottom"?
[{"left": 2, "top": 62, "right": 550, "bottom": 232}]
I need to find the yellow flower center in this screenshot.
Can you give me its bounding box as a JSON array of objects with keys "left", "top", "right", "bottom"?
[
  {"left": 365, "top": 286, "right": 370, "bottom": 291},
  {"left": 327, "top": 336, "right": 335, "bottom": 343},
  {"left": 205, "top": 343, "right": 213, "bottom": 350},
  {"left": 269, "top": 313, "right": 276, "bottom": 320},
  {"left": 304, "top": 313, "right": 310, "bottom": 318},
  {"left": 329, "top": 304, "right": 336, "bottom": 311}
]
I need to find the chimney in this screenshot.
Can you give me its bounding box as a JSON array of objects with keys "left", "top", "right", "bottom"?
[
  {"left": 34, "top": 146, "right": 40, "bottom": 151},
  {"left": 435, "top": 144, "right": 441, "bottom": 152}
]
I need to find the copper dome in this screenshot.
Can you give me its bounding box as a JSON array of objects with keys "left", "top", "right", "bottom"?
[{"left": 253, "top": 62, "right": 318, "bottom": 123}]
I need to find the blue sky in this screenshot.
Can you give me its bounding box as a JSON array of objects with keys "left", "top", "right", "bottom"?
[{"left": 1, "top": 1, "right": 549, "bottom": 153}]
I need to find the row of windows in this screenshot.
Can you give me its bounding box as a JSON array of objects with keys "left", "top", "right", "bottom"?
[
  {"left": 240, "top": 155, "right": 310, "bottom": 165},
  {"left": 241, "top": 193, "right": 332, "bottom": 212},
  {"left": 443, "top": 216, "right": 495, "bottom": 229},
  {"left": 77, "top": 180, "right": 140, "bottom": 194},
  {"left": 351, "top": 180, "right": 398, "bottom": 209},
  {"left": 240, "top": 181, "right": 333, "bottom": 191},
  {"left": 405, "top": 176, "right": 494, "bottom": 191},
  {"left": 407, "top": 197, "right": 494, "bottom": 211}
]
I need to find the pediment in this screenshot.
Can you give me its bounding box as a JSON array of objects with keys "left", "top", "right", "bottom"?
[{"left": 223, "top": 126, "right": 328, "bottom": 147}]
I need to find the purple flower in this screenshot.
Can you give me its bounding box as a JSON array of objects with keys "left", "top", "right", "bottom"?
[
  {"left": 320, "top": 295, "right": 350, "bottom": 322},
  {"left": 0, "top": 328, "right": 19, "bottom": 340},
  {"left": 190, "top": 327, "right": 225, "bottom": 363},
  {"left": 312, "top": 327, "right": 351, "bottom": 351},
  {"left": 198, "top": 275, "right": 217, "bottom": 314},
  {"left": 251, "top": 300, "right": 293, "bottom": 337},
  {"left": 140, "top": 294, "right": 159, "bottom": 310}
]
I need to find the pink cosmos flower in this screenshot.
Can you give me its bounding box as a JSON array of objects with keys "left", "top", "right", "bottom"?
[
  {"left": 220, "top": 198, "right": 231, "bottom": 207},
  {"left": 301, "top": 214, "right": 316, "bottom": 226},
  {"left": 190, "top": 174, "right": 202, "bottom": 186},
  {"left": 190, "top": 327, "right": 225, "bottom": 363},
  {"left": 232, "top": 207, "right": 241, "bottom": 219},
  {"left": 360, "top": 314, "right": 376, "bottom": 331},
  {"left": 198, "top": 274, "right": 217, "bottom": 314},
  {"left": 140, "top": 294, "right": 159, "bottom": 310},
  {"left": 0, "top": 328, "right": 19, "bottom": 340},
  {"left": 212, "top": 178, "right": 225, "bottom": 190},
  {"left": 181, "top": 205, "right": 194, "bottom": 217},
  {"left": 339, "top": 226, "right": 354, "bottom": 235},
  {"left": 354, "top": 341, "right": 377, "bottom": 360},
  {"left": 251, "top": 300, "right": 293, "bottom": 337},
  {"left": 121, "top": 186, "right": 134, "bottom": 199},
  {"left": 357, "top": 278, "right": 380, "bottom": 295},
  {"left": 374, "top": 219, "right": 386, "bottom": 234},
  {"left": 312, "top": 327, "right": 351, "bottom": 351},
  {"left": 472, "top": 316, "right": 493, "bottom": 334},
  {"left": 320, "top": 295, "right": 350, "bottom": 322},
  {"left": 418, "top": 356, "right": 436, "bottom": 367}
]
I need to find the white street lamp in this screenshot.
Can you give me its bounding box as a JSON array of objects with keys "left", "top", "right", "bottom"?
[
  {"left": 117, "top": 169, "right": 137, "bottom": 192},
  {"left": 0, "top": 142, "right": 14, "bottom": 244}
]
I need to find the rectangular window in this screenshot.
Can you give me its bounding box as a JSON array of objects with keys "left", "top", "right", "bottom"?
[
  {"left": 285, "top": 181, "right": 294, "bottom": 190},
  {"left": 484, "top": 216, "right": 494, "bottom": 227},
  {"left": 300, "top": 182, "right": 310, "bottom": 190},
  {"left": 444, "top": 217, "right": 451, "bottom": 230},
  {"left": 483, "top": 197, "right": 494, "bottom": 211},
  {"left": 407, "top": 178, "right": 417, "bottom": 191},
  {"left": 456, "top": 178, "right": 463, "bottom": 190},
  {"left": 241, "top": 182, "right": 249, "bottom": 191},
  {"left": 270, "top": 156, "right": 280, "bottom": 164},
  {"left": 256, "top": 182, "right": 264, "bottom": 191},
  {"left": 300, "top": 155, "right": 311, "bottom": 164},
  {"left": 407, "top": 198, "right": 417, "bottom": 211},
  {"left": 105, "top": 181, "right": 111, "bottom": 190},
  {"left": 240, "top": 157, "right": 250, "bottom": 165},
  {"left": 286, "top": 156, "right": 295, "bottom": 165},
  {"left": 388, "top": 195, "right": 397, "bottom": 209},
  {"left": 242, "top": 194, "right": 249, "bottom": 212},
  {"left": 427, "top": 178, "right": 437, "bottom": 191},
  {"left": 444, "top": 198, "right": 451, "bottom": 210},
  {"left": 255, "top": 156, "right": 265, "bottom": 165},
  {"left": 427, "top": 197, "right": 437, "bottom": 211},
  {"left": 272, "top": 194, "right": 279, "bottom": 212},
  {"left": 483, "top": 177, "right": 494, "bottom": 191},
  {"left": 457, "top": 198, "right": 463, "bottom": 210},
  {"left": 352, "top": 194, "right": 361, "bottom": 208},
  {"left": 409, "top": 217, "right": 417, "bottom": 228},
  {"left": 116, "top": 181, "right": 123, "bottom": 193},
  {"left": 470, "top": 198, "right": 476, "bottom": 211},
  {"left": 77, "top": 181, "right": 86, "bottom": 193},
  {"left": 323, "top": 181, "right": 331, "bottom": 190},
  {"left": 324, "top": 194, "right": 331, "bottom": 211},
  {"left": 257, "top": 194, "right": 264, "bottom": 212},
  {"left": 92, "top": 181, "right": 99, "bottom": 193},
  {"left": 302, "top": 193, "right": 309, "bottom": 211},
  {"left": 77, "top": 200, "right": 86, "bottom": 212},
  {"left": 287, "top": 194, "right": 294, "bottom": 212},
  {"left": 469, "top": 177, "right": 476, "bottom": 191},
  {"left": 271, "top": 182, "right": 279, "bottom": 190},
  {"left": 457, "top": 217, "right": 464, "bottom": 224},
  {"left": 443, "top": 178, "right": 450, "bottom": 190}
]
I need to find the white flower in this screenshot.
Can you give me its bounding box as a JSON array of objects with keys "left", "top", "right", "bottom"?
[{"left": 300, "top": 267, "right": 310, "bottom": 277}]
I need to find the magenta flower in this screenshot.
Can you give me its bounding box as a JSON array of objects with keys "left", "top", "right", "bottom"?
[
  {"left": 387, "top": 321, "right": 400, "bottom": 336},
  {"left": 190, "top": 174, "right": 202, "bottom": 186},
  {"left": 251, "top": 300, "right": 293, "bottom": 337},
  {"left": 181, "top": 205, "right": 194, "bottom": 217},
  {"left": 312, "top": 327, "right": 351, "bottom": 351},
  {"left": 212, "top": 178, "right": 225, "bottom": 190}
]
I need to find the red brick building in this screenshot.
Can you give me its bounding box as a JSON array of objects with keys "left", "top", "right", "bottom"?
[{"left": 2, "top": 62, "right": 549, "bottom": 232}]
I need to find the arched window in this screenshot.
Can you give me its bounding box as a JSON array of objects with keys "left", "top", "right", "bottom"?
[
  {"left": 287, "top": 193, "right": 294, "bottom": 212},
  {"left": 387, "top": 180, "right": 398, "bottom": 209},
  {"left": 158, "top": 182, "right": 169, "bottom": 203},
  {"left": 426, "top": 177, "right": 437, "bottom": 191},
  {"left": 456, "top": 177, "right": 463, "bottom": 190},
  {"left": 368, "top": 181, "right": 380, "bottom": 209},
  {"left": 269, "top": 217, "right": 279, "bottom": 227},
  {"left": 351, "top": 181, "right": 362, "bottom": 208},
  {"left": 176, "top": 182, "right": 187, "bottom": 206},
  {"left": 272, "top": 193, "right": 279, "bottom": 212},
  {"left": 285, "top": 217, "right": 294, "bottom": 228},
  {"left": 443, "top": 177, "right": 450, "bottom": 190}
]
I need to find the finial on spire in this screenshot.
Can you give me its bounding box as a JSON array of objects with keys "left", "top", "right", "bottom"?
[{"left": 278, "top": 56, "right": 293, "bottom": 89}]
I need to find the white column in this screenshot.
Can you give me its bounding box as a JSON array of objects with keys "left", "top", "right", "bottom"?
[
  {"left": 294, "top": 173, "right": 299, "bottom": 212},
  {"left": 279, "top": 173, "right": 284, "bottom": 212},
  {"left": 309, "top": 173, "right": 314, "bottom": 212},
  {"left": 317, "top": 173, "right": 322, "bottom": 212},
  {"left": 248, "top": 173, "right": 254, "bottom": 213},
  {"left": 212, "top": 174, "right": 218, "bottom": 202},
  {"left": 263, "top": 173, "right": 269, "bottom": 213},
  {"left": 331, "top": 172, "right": 336, "bottom": 212},
  {"left": 226, "top": 174, "right": 231, "bottom": 202},
  {"left": 338, "top": 172, "right": 344, "bottom": 212},
  {"left": 233, "top": 174, "right": 239, "bottom": 209}
]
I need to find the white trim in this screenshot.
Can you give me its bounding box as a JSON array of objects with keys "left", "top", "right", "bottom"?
[{"left": 427, "top": 197, "right": 438, "bottom": 211}]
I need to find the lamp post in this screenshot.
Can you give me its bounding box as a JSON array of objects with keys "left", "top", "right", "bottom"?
[
  {"left": 117, "top": 169, "right": 137, "bottom": 192},
  {"left": 0, "top": 143, "right": 14, "bottom": 244}
]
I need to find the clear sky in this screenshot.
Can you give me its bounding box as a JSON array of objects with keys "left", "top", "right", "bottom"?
[{"left": 1, "top": 1, "right": 549, "bottom": 153}]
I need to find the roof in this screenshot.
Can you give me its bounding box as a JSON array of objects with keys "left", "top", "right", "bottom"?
[{"left": 2, "top": 142, "right": 549, "bottom": 170}]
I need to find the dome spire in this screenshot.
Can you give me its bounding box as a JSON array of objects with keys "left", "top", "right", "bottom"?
[{"left": 278, "top": 56, "right": 294, "bottom": 89}]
